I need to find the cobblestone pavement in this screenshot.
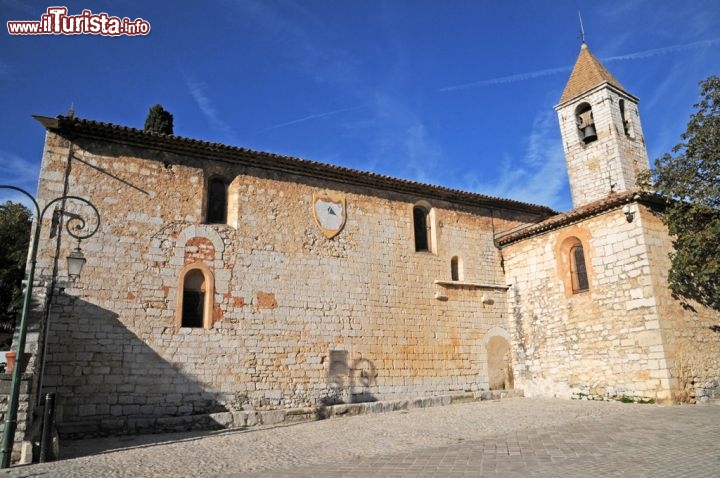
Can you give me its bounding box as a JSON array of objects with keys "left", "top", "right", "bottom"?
[{"left": 1, "top": 398, "right": 718, "bottom": 477}]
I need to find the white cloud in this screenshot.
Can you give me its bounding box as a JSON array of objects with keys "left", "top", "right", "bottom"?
[
  {"left": 465, "top": 110, "right": 570, "bottom": 211},
  {"left": 0, "top": 149, "right": 39, "bottom": 185},
  {"left": 0, "top": 190, "right": 36, "bottom": 212},
  {"left": 359, "top": 93, "right": 444, "bottom": 184},
  {"left": 228, "top": 0, "right": 358, "bottom": 86},
  {"left": 0, "top": 150, "right": 40, "bottom": 211},
  {"left": 185, "top": 77, "right": 232, "bottom": 134},
  {"left": 402, "top": 123, "right": 442, "bottom": 184}
]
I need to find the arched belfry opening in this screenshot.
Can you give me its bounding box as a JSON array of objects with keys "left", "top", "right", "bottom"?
[
  {"left": 575, "top": 102, "right": 597, "bottom": 143},
  {"left": 619, "top": 99, "right": 635, "bottom": 137}
]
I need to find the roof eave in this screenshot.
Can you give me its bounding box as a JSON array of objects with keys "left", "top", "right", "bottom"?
[
  {"left": 33, "top": 115, "right": 558, "bottom": 216},
  {"left": 496, "top": 192, "right": 666, "bottom": 246},
  {"left": 555, "top": 82, "right": 640, "bottom": 110}
]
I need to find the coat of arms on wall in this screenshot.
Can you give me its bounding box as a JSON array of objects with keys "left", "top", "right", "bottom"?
[{"left": 312, "top": 192, "right": 346, "bottom": 239}]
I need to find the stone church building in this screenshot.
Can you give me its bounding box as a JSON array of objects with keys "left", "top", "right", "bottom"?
[{"left": 8, "top": 43, "right": 719, "bottom": 445}]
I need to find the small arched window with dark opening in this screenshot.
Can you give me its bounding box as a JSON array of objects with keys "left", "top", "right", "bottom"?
[
  {"left": 206, "top": 177, "right": 228, "bottom": 224},
  {"left": 570, "top": 244, "right": 589, "bottom": 293},
  {"left": 413, "top": 205, "right": 429, "bottom": 252},
  {"left": 451, "top": 256, "right": 462, "bottom": 281},
  {"left": 182, "top": 269, "right": 206, "bottom": 327},
  {"left": 575, "top": 102, "right": 597, "bottom": 144}
]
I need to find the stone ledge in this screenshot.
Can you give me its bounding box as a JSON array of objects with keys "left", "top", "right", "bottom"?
[
  {"left": 57, "top": 389, "right": 524, "bottom": 439},
  {"left": 208, "top": 390, "right": 523, "bottom": 429},
  {"left": 433, "top": 280, "right": 509, "bottom": 290},
  {"left": 228, "top": 390, "right": 523, "bottom": 427}
]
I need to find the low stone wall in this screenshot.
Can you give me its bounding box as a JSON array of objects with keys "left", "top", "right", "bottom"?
[
  {"left": 0, "top": 374, "right": 34, "bottom": 463},
  {"left": 58, "top": 389, "right": 523, "bottom": 439}
]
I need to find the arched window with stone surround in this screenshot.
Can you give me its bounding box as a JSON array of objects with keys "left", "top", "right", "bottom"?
[
  {"left": 413, "top": 205, "right": 430, "bottom": 252},
  {"left": 176, "top": 264, "right": 214, "bottom": 329},
  {"left": 182, "top": 270, "right": 205, "bottom": 327},
  {"left": 556, "top": 233, "right": 592, "bottom": 296},
  {"left": 570, "top": 243, "right": 589, "bottom": 293},
  {"left": 206, "top": 176, "right": 228, "bottom": 224}
]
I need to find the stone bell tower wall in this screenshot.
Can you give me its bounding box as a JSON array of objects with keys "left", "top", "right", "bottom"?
[{"left": 556, "top": 85, "right": 650, "bottom": 209}]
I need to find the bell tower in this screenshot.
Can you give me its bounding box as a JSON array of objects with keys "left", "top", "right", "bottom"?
[{"left": 555, "top": 43, "right": 650, "bottom": 209}]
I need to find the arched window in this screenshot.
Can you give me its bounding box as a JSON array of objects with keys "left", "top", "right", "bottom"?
[
  {"left": 176, "top": 264, "right": 214, "bottom": 329},
  {"left": 182, "top": 270, "right": 205, "bottom": 327},
  {"left": 557, "top": 234, "right": 592, "bottom": 296},
  {"left": 575, "top": 102, "right": 597, "bottom": 144},
  {"left": 413, "top": 205, "right": 429, "bottom": 252},
  {"left": 570, "top": 244, "right": 589, "bottom": 293},
  {"left": 206, "top": 177, "right": 228, "bottom": 224},
  {"left": 451, "top": 256, "right": 462, "bottom": 281}
]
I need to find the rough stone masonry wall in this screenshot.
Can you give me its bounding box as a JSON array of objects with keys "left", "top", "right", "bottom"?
[
  {"left": 502, "top": 204, "right": 675, "bottom": 401},
  {"left": 639, "top": 207, "right": 720, "bottom": 403},
  {"left": 34, "top": 132, "right": 541, "bottom": 436}
]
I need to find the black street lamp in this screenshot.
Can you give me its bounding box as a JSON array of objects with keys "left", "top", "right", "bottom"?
[{"left": 0, "top": 185, "right": 99, "bottom": 468}]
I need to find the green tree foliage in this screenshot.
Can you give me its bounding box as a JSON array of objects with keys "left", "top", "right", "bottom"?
[
  {"left": 646, "top": 76, "right": 720, "bottom": 310},
  {"left": 0, "top": 201, "right": 32, "bottom": 341},
  {"left": 144, "top": 104, "right": 174, "bottom": 135}
]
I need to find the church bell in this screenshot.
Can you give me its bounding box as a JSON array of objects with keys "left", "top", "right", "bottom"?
[{"left": 577, "top": 110, "right": 597, "bottom": 143}]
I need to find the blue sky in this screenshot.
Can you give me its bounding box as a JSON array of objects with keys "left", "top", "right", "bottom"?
[{"left": 1, "top": 1, "right": 719, "bottom": 212}]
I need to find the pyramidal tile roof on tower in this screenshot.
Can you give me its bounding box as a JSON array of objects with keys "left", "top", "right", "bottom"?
[{"left": 558, "top": 43, "right": 627, "bottom": 105}]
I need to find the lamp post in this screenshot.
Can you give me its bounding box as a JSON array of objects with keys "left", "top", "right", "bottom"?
[{"left": 0, "top": 185, "right": 99, "bottom": 468}]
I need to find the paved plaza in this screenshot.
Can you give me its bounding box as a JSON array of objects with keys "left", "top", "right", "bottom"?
[{"left": 1, "top": 398, "right": 718, "bottom": 477}]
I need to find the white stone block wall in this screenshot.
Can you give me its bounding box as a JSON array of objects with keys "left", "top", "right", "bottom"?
[
  {"left": 502, "top": 205, "right": 675, "bottom": 401},
  {"left": 638, "top": 206, "right": 720, "bottom": 402}
]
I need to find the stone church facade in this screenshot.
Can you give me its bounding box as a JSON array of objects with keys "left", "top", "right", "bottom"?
[{"left": 8, "top": 44, "right": 720, "bottom": 443}]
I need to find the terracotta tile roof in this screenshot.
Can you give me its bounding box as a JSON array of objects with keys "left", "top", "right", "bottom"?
[
  {"left": 34, "top": 115, "right": 557, "bottom": 216},
  {"left": 558, "top": 43, "right": 627, "bottom": 105},
  {"left": 495, "top": 191, "right": 666, "bottom": 246}
]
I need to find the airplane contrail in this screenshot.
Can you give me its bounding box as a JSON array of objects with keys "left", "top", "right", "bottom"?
[
  {"left": 440, "top": 66, "right": 571, "bottom": 92},
  {"left": 603, "top": 37, "right": 720, "bottom": 62},
  {"left": 261, "top": 106, "right": 365, "bottom": 132},
  {"left": 440, "top": 38, "right": 720, "bottom": 92}
]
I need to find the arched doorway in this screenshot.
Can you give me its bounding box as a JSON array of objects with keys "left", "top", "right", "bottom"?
[{"left": 487, "top": 335, "right": 514, "bottom": 390}]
